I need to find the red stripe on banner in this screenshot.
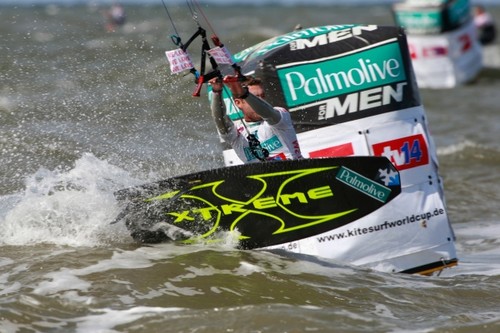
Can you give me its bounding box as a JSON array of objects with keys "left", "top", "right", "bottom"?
[
  {"left": 268, "top": 152, "right": 287, "bottom": 161},
  {"left": 372, "top": 134, "right": 429, "bottom": 170},
  {"left": 309, "top": 143, "right": 354, "bottom": 158}
]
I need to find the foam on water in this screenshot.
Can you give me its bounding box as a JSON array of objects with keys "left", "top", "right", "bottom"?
[
  {"left": 0, "top": 153, "right": 145, "bottom": 247},
  {"left": 436, "top": 139, "right": 482, "bottom": 156},
  {"left": 430, "top": 218, "right": 500, "bottom": 277},
  {"left": 73, "top": 306, "right": 185, "bottom": 333},
  {"left": 483, "top": 44, "right": 500, "bottom": 68}
]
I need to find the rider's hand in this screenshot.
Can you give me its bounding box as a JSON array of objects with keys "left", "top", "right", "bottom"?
[{"left": 209, "top": 77, "right": 223, "bottom": 93}]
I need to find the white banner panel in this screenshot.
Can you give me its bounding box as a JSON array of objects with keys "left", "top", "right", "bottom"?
[
  {"left": 298, "top": 123, "right": 370, "bottom": 158},
  {"left": 264, "top": 180, "right": 456, "bottom": 273},
  {"left": 407, "top": 20, "right": 483, "bottom": 88},
  {"left": 366, "top": 116, "right": 436, "bottom": 186}
]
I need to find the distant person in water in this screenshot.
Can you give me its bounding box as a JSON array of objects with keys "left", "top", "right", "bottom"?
[
  {"left": 473, "top": 5, "right": 496, "bottom": 45},
  {"left": 104, "top": 3, "right": 126, "bottom": 32},
  {"left": 209, "top": 75, "right": 303, "bottom": 163}
]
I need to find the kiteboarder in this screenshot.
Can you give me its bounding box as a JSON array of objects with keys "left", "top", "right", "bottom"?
[
  {"left": 103, "top": 3, "right": 126, "bottom": 32},
  {"left": 209, "top": 75, "right": 303, "bottom": 163},
  {"left": 473, "top": 5, "right": 496, "bottom": 45}
]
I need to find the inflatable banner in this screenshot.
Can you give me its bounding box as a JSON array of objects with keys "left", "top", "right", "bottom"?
[
  {"left": 392, "top": 0, "right": 483, "bottom": 88},
  {"left": 406, "top": 20, "right": 483, "bottom": 88},
  {"left": 393, "top": 0, "right": 471, "bottom": 35},
  {"left": 209, "top": 24, "right": 457, "bottom": 274}
]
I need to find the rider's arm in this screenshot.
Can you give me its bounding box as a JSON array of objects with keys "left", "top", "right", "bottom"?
[{"left": 244, "top": 92, "right": 282, "bottom": 125}]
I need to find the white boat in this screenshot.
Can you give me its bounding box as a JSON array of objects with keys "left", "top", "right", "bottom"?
[
  {"left": 392, "top": 0, "right": 483, "bottom": 88},
  {"left": 116, "top": 24, "right": 458, "bottom": 275}
]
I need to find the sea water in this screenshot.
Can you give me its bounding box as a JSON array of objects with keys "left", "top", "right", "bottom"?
[{"left": 1, "top": 3, "right": 500, "bottom": 332}]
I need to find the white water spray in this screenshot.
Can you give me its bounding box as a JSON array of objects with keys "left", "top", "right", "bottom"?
[{"left": 0, "top": 153, "right": 145, "bottom": 247}]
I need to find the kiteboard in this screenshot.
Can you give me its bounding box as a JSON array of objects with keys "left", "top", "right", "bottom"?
[{"left": 115, "top": 156, "right": 401, "bottom": 249}]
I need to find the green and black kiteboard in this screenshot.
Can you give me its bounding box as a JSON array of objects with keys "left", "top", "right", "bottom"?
[{"left": 114, "top": 156, "right": 401, "bottom": 248}]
